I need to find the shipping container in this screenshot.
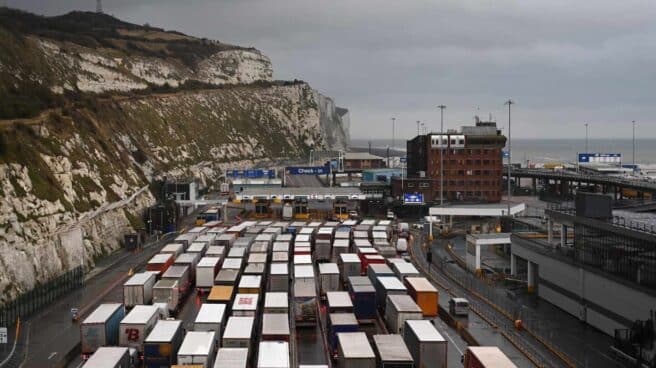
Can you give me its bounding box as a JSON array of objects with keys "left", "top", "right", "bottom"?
[
  {"left": 327, "top": 291, "right": 354, "bottom": 314},
  {"left": 147, "top": 253, "right": 175, "bottom": 274},
  {"left": 463, "top": 346, "right": 517, "bottom": 368},
  {"left": 269, "top": 263, "right": 289, "bottom": 292},
  {"left": 272, "top": 252, "right": 289, "bottom": 263},
  {"left": 80, "top": 303, "right": 125, "bottom": 356},
  {"left": 293, "top": 265, "right": 315, "bottom": 282},
  {"left": 374, "top": 277, "right": 407, "bottom": 312},
  {"left": 207, "top": 285, "right": 234, "bottom": 305},
  {"left": 234, "top": 236, "right": 254, "bottom": 249},
  {"left": 194, "top": 303, "right": 227, "bottom": 336},
  {"left": 144, "top": 320, "right": 184, "bottom": 368},
  {"left": 206, "top": 246, "right": 226, "bottom": 258},
  {"left": 161, "top": 265, "right": 191, "bottom": 296},
  {"left": 391, "top": 262, "right": 420, "bottom": 281},
  {"left": 188, "top": 226, "right": 208, "bottom": 235},
  {"left": 213, "top": 348, "right": 249, "bottom": 368},
  {"left": 293, "top": 245, "right": 312, "bottom": 256},
  {"left": 318, "top": 263, "right": 340, "bottom": 295},
  {"left": 367, "top": 264, "right": 394, "bottom": 287},
  {"left": 82, "top": 347, "right": 130, "bottom": 368},
  {"left": 405, "top": 277, "right": 438, "bottom": 317},
  {"left": 119, "top": 305, "right": 160, "bottom": 353},
  {"left": 153, "top": 279, "right": 181, "bottom": 313},
  {"left": 272, "top": 242, "right": 290, "bottom": 253},
  {"left": 238, "top": 275, "right": 263, "bottom": 294},
  {"left": 385, "top": 294, "right": 423, "bottom": 334},
  {"left": 222, "top": 258, "right": 244, "bottom": 271},
  {"left": 347, "top": 276, "right": 372, "bottom": 290},
  {"left": 261, "top": 313, "right": 290, "bottom": 341},
  {"left": 197, "top": 257, "right": 221, "bottom": 290},
  {"left": 215, "top": 269, "right": 240, "bottom": 286},
  {"left": 248, "top": 253, "right": 268, "bottom": 265},
  {"left": 228, "top": 247, "right": 247, "bottom": 259},
  {"left": 337, "top": 332, "right": 376, "bottom": 368},
  {"left": 293, "top": 280, "right": 317, "bottom": 326},
  {"left": 195, "top": 233, "right": 217, "bottom": 246},
  {"left": 187, "top": 242, "right": 208, "bottom": 257},
  {"left": 217, "top": 233, "right": 237, "bottom": 247},
  {"left": 315, "top": 240, "right": 332, "bottom": 262},
  {"left": 403, "top": 320, "right": 447, "bottom": 368},
  {"left": 123, "top": 272, "right": 157, "bottom": 308},
  {"left": 293, "top": 254, "right": 312, "bottom": 265},
  {"left": 331, "top": 239, "right": 350, "bottom": 262},
  {"left": 350, "top": 284, "right": 376, "bottom": 321},
  {"left": 178, "top": 331, "right": 217, "bottom": 368},
  {"left": 328, "top": 313, "right": 359, "bottom": 357},
  {"left": 372, "top": 334, "right": 414, "bottom": 368},
  {"left": 232, "top": 293, "right": 259, "bottom": 317},
  {"left": 160, "top": 243, "right": 184, "bottom": 258},
  {"left": 244, "top": 263, "right": 266, "bottom": 276},
  {"left": 376, "top": 246, "right": 397, "bottom": 258},
  {"left": 362, "top": 254, "right": 385, "bottom": 275},
  {"left": 255, "top": 233, "right": 275, "bottom": 245},
  {"left": 264, "top": 292, "right": 289, "bottom": 314},
  {"left": 174, "top": 253, "right": 201, "bottom": 280},
  {"left": 277, "top": 233, "right": 292, "bottom": 242},
  {"left": 257, "top": 341, "right": 290, "bottom": 368},
  {"left": 339, "top": 254, "right": 361, "bottom": 281},
  {"left": 353, "top": 231, "right": 369, "bottom": 240},
  {"left": 223, "top": 316, "right": 255, "bottom": 349},
  {"left": 174, "top": 233, "right": 197, "bottom": 249}
]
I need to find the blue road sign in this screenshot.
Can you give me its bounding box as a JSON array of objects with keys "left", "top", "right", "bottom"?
[
  {"left": 578, "top": 153, "right": 621, "bottom": 164},
  {"left": 286, "top": 166, "right": 329, "bottom": 175},
  {"left": 403, "top": 193, "right": 424, "bottom": 205}
]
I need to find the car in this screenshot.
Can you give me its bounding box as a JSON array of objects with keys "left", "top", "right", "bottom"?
[{"left": 386, "top": 210, "right": 395, "bottom": 220}]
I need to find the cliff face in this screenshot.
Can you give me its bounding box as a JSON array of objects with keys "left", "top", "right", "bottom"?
[{"left": 0, "top": 9, "right": 349, "bottom": 300}]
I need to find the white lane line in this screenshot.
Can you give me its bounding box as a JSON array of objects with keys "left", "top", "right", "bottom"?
[{"left": 435, "top": 319, "right": 464, "bottom": 355}]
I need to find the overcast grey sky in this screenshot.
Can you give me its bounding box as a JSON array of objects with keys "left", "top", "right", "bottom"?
[{"left": 11, "top": 0, "right": 656, "bottom": 139}]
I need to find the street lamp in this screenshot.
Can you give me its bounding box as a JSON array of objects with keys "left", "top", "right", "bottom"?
[
  {"left": 584, "top": 123, "right": 588, "bottom": 153},
  {"left": 416, "top": 120, "right": 420, "bottom": 136},
  {"left": 505, "top": 99, "right": 514, "bottom": 215},
  {"left": 391, "top": 117, "right": 396, "bottom": 152},
  {"left": 437, "top": 105, "right": 446, "bottom": 206},
  {"left": 632, "top": 120, "right": 636, "bottom": 168}
]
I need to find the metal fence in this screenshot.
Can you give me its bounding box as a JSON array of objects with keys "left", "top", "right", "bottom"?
[{"left": 0, "top": 266, "right": 83, "bottom": 367}]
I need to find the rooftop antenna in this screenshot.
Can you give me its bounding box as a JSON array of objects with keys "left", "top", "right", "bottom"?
[{"left": 96, "top": 0, "right": 103, "bottom": 13}]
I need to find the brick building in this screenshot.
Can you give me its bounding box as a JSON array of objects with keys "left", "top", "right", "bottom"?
[
  {"left": 392, "top": 119, "right": 506, "bottom": 203},
  {"left": 343, "top": 152, "right": 386, "bottom": 170}
]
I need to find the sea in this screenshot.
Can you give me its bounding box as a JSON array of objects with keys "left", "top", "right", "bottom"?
[{"left": 350, "top": 138, "right": 656, "bottom": 166}]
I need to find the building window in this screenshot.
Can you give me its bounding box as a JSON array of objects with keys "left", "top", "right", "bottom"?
[
  {"left": 420, "top": 182, "right": 429, "bottom": 188},
  {"left": 466, "top": 170, "right": 473, "bottom": 175},
  {"left": 408, "top": 183, "right": 415, "bottom": 188}
]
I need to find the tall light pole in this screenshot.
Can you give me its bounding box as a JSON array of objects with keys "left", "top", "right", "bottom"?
[
  {"left": 437, "top": 105, "right": 446, "bottom": 206},
  {"left": 632, "top": 120, "right": 636, "bottom": 168},
  {"left": 505, "top": 99, "right": 514, "bottom": 214},
  {"left": 584, "top": 123, "right": 589, "bottom": 153},
  {"left": 416, "top": 121, "right": 420, "bottom": 136},
  {"left": 391, "top": 117, "right": 396, "bottom": 152}
]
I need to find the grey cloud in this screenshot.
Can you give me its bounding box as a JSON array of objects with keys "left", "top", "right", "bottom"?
[{"left": 9, "top": 0, "right": 656, "bottom": 139}]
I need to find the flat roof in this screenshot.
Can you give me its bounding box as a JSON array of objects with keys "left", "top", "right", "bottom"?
[
  {"left": 467, "top": 347, "right": 518, "bottom": 367},
  {"left": 121, "top": 305, "right": 158, "bottom": 324},
  {"left": 429, "top": 202, "right": 525, "bottom": 217},
  {"left": 265, "top": 292, "right": 289, "bottom": 308},
  {"left": 405, "top": 320, "right": 445, "bottom": 342},
  {"left": 195, "top": 303, "right": 226, "bottom": 324},
  {"left": 338, "top": 332, "right": 375, "bottom": 358},
  {"left": 82, "top": 303, "right": 123, "bottom": 324},
  {"left": 179, "top": 331, "right": 215, "bottom": 355},
  {"left": 373, "top": 334, "right": 413, "bottom": 362},
  {"left": 145, "top": 320, "right": 182, "bottom": 343}
]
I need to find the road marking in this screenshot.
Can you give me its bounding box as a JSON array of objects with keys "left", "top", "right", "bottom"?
[
  {"left": 435, "top": 319, "right": 464, "bottom": 355},
  {"left": 47, "top": 352, "right": 57, "bottom": 360}
]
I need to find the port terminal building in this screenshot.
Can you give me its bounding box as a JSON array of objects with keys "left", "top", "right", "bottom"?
[{"left": 511, "top": 193, "right": 656, "bottom": 339}]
